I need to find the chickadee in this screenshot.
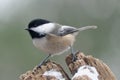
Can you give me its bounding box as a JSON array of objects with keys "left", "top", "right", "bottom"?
[{"left": 25, "top": 19, "right": 97, "bottom": 67}]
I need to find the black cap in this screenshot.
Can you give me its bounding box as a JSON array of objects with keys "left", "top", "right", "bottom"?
[{"left": 28, "top": 19, "right": 50, "bottom": 28}]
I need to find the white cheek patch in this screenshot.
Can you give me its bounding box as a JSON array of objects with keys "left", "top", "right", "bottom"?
[{"left": 31, "top": 23, "right": 55, "bottom": 33}]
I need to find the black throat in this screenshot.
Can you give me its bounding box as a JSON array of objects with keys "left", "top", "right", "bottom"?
[{"left": 28, "top": 30, "right": 46, "bottom": 39}]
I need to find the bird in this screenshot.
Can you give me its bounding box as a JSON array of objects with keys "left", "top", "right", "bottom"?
[{"left": 25, "top": 19, "right": 97, "bottom": 67}]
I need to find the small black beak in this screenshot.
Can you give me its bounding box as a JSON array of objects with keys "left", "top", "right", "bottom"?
[{"left": 25, "top": 28, "right": 29, "bottom": 31}]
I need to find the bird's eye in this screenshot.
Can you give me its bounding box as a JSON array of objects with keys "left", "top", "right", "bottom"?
[{"left": 34, "top": 24, "right": 37, "bottom": 27}]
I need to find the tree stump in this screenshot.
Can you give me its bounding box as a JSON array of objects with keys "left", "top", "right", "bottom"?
[
  {"left": 20, "top": 52, "right": 116, "bottom": 80},
  {"left": 19, "top": 60, "right": 70, "bottom": 80},
  {"left": 66, "top": 52, "right": 116, "bottom": 80}
]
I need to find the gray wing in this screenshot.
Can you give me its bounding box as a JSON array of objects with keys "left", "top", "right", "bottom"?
[
  {"left": 57, "top": 25, "right": 79, "bottom": 36},
  {"left": 49, "top": 23, "right": 97, "bottom": 37},
  {"left": 48, "top": 23, "right": 79, "bottom": 36}
]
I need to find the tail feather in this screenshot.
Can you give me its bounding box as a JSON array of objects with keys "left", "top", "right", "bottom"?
[{"left": 78, "top": 26, "right": 97, "bottom": 31}]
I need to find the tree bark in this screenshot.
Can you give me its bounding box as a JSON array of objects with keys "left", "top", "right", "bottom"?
[{"left": 66, "top": 52, "right": 116, "bottom": 80}]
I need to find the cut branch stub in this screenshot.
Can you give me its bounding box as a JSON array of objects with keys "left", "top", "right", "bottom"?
[
  {"left": 65, "top": 52, "right": 116, "bottom": 80},
  {"left": 20, "top": 60, "right": 70, "bottom": 80}
]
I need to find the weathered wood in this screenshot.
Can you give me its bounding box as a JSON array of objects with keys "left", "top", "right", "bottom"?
[
  {"left": 20, "top": 52, "right": 116, "bottom": 80},
  {"left": 20, "top": 60, "right": 70, "bottom": 80},
  {"left": 66, "top": 52, "right": 116, "bottom": 80}
]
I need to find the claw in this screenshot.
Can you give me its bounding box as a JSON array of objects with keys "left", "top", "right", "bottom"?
[
  {"left": 70, "top": 45, "right": 77, "bottom": 61},
  {"left": 72, "top": 54, "right": 76, "bottom": 61},
  {"left": 72, "top": 50, "right": 79, "bottom": 61}
]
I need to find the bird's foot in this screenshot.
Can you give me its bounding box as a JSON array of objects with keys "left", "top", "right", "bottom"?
[
  {"left": 37, "top": 59, "right": 50, "bottom": 68},
  {"left": 71, "top": 50, "right": 79, "bottom": 61}
]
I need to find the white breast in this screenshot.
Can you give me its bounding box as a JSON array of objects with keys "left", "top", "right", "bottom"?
[
  {"left": 33, "top": 38, "right": 47, "bottom": 52},
  {"left": 32, "top": 37, "right": 71, "bottom": 55}
]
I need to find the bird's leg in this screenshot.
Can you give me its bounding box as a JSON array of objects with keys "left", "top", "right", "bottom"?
[
  {"left": 37, "top": 54, "right": 51, "bottom": 68},
  {"left": 70, "top": 45, "right": 77, "bottom": 61}
]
